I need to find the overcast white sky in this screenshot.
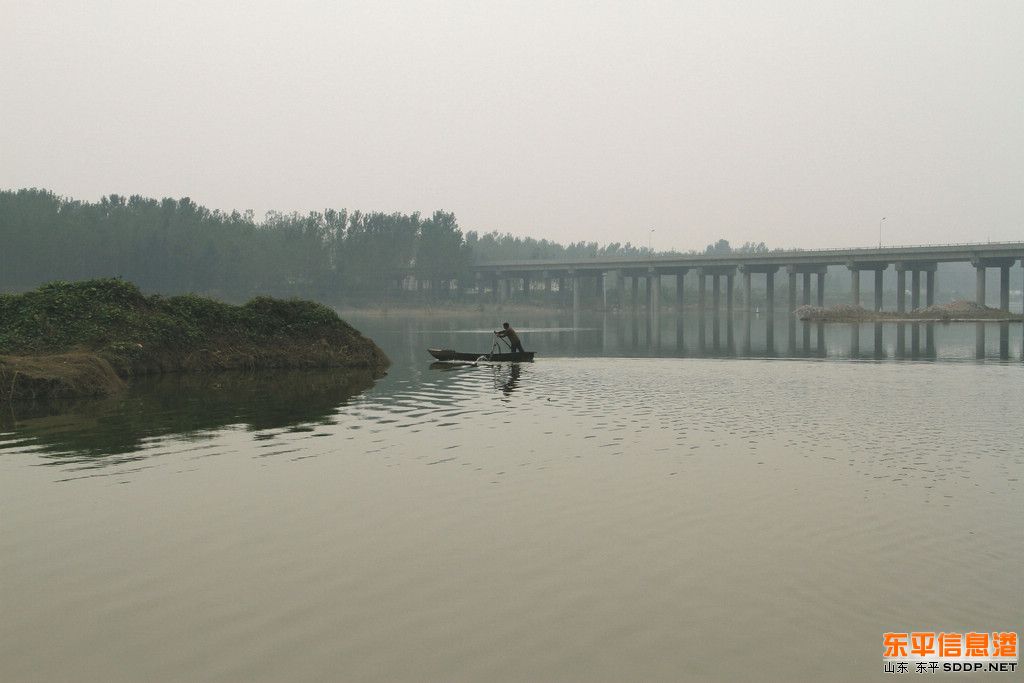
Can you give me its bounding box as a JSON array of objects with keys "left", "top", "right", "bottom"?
[{"left": 2, "top": 0, "right": 1022, "bottom": 251}]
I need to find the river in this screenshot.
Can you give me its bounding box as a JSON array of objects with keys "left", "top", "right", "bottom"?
[{"left": 2, "top": 311, "right": 1022, "bottom": 681}]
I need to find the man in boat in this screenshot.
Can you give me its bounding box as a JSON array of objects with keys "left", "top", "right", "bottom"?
[{"left": 494, "top": 322, "right": 525, "bottom": 353}]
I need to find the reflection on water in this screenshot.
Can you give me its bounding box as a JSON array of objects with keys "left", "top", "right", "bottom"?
[
  {"left": 0, "top": 369, "right": 375, "bottom": 461},
  {"left": 1, "top": 310, "right": 1022, "bottom": 682},
  {"left": 428, "top": 361, "right": 522, "bottom": 398},
  {"left": 2, "top": 312, "right": 1019, "bottom": 463},
  {"left": 382, "top": 310, "right": 1023, "bottom": 363},
  {"left": 497, "top": 362, "right": 521, "bottom": 396}
]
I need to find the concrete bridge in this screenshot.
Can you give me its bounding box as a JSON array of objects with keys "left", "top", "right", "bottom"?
[{"left": 461, "top": 242, "right": 1024, "bottom": 315}]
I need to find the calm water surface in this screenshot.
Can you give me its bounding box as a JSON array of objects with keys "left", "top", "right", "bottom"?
[{"left": 2, "top": 312, "right": 1022, "bottom": 682}]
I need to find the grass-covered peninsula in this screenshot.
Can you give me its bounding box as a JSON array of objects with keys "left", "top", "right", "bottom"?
[
  {"left": 1, "top": 279, "right": 389, "bottom": 402},
  {"left": 794, "top": 301, "right": 1024, "bottom": 323}
]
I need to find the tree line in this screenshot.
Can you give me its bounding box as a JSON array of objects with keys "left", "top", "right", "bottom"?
[
  {"left": 0, "top": 189, "right": 473, "bottom": 301},
  {"left": 1, "top": 188, "right": 776, "bottom": 302}
]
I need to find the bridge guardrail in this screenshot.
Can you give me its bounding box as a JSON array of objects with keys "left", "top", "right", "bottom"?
[{"left": 473, "top": 241, "right": 1024, "bottom": 268}]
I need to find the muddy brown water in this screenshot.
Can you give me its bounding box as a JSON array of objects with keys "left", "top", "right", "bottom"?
[{"left": 2, "top": 312, "right": 1022, "bottom": 681}]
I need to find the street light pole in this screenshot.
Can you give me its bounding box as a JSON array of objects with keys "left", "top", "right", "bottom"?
[
  {"left": 878, "top": 217, "right": 886, "bottom": 248},
  {"left": 649, "top": 228, "right": 655, "bottom": 257}
]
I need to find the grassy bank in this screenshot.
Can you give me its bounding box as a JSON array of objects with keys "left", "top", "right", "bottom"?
[{"left": 0, "top": 279, "right": 390, "bottom": 402}]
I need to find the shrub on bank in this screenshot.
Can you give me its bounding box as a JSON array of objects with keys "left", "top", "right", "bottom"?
[{"left": 0, "top": 279, "right": 390, "bottom": 400}]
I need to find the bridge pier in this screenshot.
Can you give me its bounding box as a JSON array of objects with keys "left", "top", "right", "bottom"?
[
  {"left": 726, "top": 273, "right": 735, "bottom": 317},
  {"left": 572, "top": 271, "right": 581, "bottom": 315},
  {"left": 648, "top": 268, "right": 660, "bottom": 332},
  {"left": 971, "top": 257, "right": 1016, "bottom": 309},
  {"left": 875, "top": 269, "right": 884, "bottom": 311},
  {"left": 676, "top": 272, "right": 685, "bottom": 313},
  {"left": 492, "top": 273, "right": 506, "bottom": 303},
  {"left": 788, "top": 271, "right": 797, "bottom": 312},
  {"left": 847, "top": 261, "right": 888, "bottom": 310},
  {"left": 1000, "top": 264, "right": 1010, "bottom": 311},
  {"left": 787, "top": 264, "right": 826, "bottom": 311},
  {"left": 816, "top": 272, "right": 825, "bottom": 307},
  {"left": 698, "top": 272, "right": 707, "bottom": 310},
  {"left": 893, "top": 261, "right": 935, "bottom": 312},
  {"left": 605, "top": 274, "right": 616, "bottom": 308},
  {"left": 737, "top": 264, "right": 778, "bottom": 313},
  {"left": 896, "top": 269, "right": 906, "bottom": 313},
  {"left": 893, "top": 262, "right": 938, "bottom": 310},
  {"left": 697, "top": 266, "right": 735, "bottom": 313}
]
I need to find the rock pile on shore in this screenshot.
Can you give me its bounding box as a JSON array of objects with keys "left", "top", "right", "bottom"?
[
  {"left": 794, "top": 304, "right": 872, "bottom": 321},
  {"left": 914, "top": 300, "right": 997, "bottom": 318}
]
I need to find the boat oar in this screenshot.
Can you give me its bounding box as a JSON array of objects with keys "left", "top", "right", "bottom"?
[
  {"left": 484, "top": 333, "right": 511, "bottom": 362},
  {"left": 486, "top": 334, "right": 498, "bottom": 361}
]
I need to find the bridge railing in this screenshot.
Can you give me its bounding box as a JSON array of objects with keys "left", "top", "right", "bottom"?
[
  {"left": 769, "top": 240, "right": 1023, "bottom": 252},
  {"left": 474, "top": 241, "right": 1024, "bottom": 267}
]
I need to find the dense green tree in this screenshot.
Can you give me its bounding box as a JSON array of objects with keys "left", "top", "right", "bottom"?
[{"left": 5, "top": 189, "right": 841, "bottom": 302}]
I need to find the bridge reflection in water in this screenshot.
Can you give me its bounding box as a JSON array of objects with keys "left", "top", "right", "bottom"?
[{"left": 563, "top": 311, "right": 1023, "bottom": 362}]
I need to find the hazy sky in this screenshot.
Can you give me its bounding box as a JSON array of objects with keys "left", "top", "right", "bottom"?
[{"left": 2, "top": 0, "right": 1022, "bottom": 251}]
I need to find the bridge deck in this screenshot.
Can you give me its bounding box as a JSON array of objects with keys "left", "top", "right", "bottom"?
[{"left": 473, "top": 242, "right": 1024, "bottom": 273}]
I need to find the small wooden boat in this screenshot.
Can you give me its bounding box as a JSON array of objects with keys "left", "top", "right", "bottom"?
[{"left": 428, "top": 348, "right": 536, "bottom": 362}]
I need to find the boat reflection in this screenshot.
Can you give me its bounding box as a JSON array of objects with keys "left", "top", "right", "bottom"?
[
  {"left": 429, "top": 361, "right": 475, "bottom": 372},
  {"left": 429, "top": 360, "right": 523, "bottom": 396},
  {"left": 496, "top": 363, "right": 521, "bottom": 396}
]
